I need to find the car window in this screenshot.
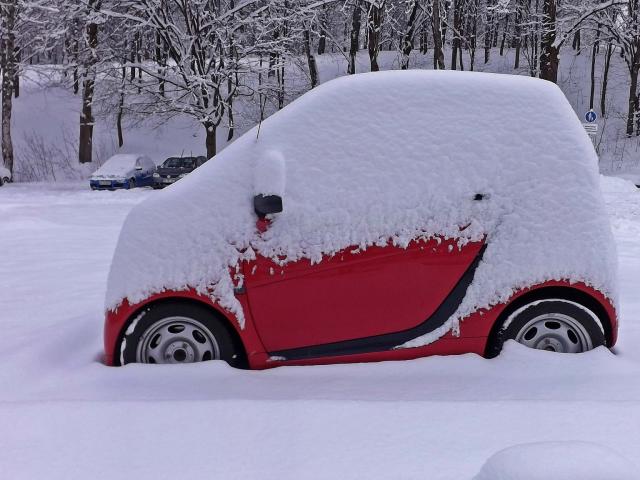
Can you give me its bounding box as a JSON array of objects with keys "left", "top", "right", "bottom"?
[{"left": 163, "top": 158, "right": 182, "bottom": 168}]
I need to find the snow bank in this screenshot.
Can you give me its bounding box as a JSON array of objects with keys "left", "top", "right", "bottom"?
[
  {"left": 473, "top": 442, "right": 638, "bottom": 480},
  {"left": 106, "top": 71, "right": 616, "bottom": 343},
  {"left": 601, "top": 174, "right": 639, "bottom": 193}
]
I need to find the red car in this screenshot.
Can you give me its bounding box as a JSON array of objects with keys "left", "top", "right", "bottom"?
[{"left": 104, "top": 71, "right": 617, "bottom": 369}]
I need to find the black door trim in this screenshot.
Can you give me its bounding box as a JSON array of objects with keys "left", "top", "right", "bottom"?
[{"left": 268, "top": 243, "right": 487, "bottom": 361}]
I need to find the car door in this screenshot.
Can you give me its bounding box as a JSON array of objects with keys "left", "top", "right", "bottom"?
[
  {"left": 243, "top": 236, "right": 484, "bottom": 354},
  {"left": 135, "top": 156, "right": 152, "bottom": 185}
]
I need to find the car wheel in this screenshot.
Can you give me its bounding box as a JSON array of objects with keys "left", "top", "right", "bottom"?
[
  {"left": 490, "top": 299, "right": 605, "bottom": 356},
  {"left": 2, "top": 177, "right": 8, "bottom": 184},
  {"left": 128, "top": 178, "right": 135, "bottom": 189},
  {"left": 120, "top": 302, "right": 245, "bottom": 367}
]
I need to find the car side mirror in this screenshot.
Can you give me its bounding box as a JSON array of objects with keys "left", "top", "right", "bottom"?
[
  {"left": 135, "top": 165, "right": 143, "bottom": 171},
  {"left": 254, "top": 194, "right": 283, "bottom": 219}
]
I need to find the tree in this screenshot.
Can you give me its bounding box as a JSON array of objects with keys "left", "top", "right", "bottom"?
[
  {"left": 107, "top": 0, "right": 292, "bottom": 158},
  {"left": 78, "top": 0, "right": 101, "bottom": 164},
  {"left": 1, "top": 0, "right": 17, "bottom": 174}
]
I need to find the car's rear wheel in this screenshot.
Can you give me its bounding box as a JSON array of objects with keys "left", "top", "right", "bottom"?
[
  {"left": 120, "top": 302, "right": 245, "bottom": 367},
  {"left": 491, "top": 299, "right": 606, "bottom": 355}
]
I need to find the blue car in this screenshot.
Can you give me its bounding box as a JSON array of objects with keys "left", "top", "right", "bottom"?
[{"left": 90, "top": 154, "right": 156, "bottom": 190}]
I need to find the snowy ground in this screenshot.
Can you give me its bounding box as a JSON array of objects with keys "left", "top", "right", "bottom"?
[{"left": 0, "top": 179, "right": 639, "bottom": 479}]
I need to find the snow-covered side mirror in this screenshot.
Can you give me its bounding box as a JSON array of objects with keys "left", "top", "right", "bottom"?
[
  {"left": 135, "top": 165, "right": 143, "bottom": 171},
  {"left": 253, "top": 150, "right": 286, "bottom": 225}
]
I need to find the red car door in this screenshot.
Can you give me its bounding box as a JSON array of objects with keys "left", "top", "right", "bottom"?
[{"left": 243, "top": 237, "right": 484, "bottom": 354}]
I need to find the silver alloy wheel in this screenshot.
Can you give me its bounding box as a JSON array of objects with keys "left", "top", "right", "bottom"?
[
  {"left": 135, "top": 316, "right": 220, "bottom": 364},
  {"left": 514, "top": 312, "right": 593, "bottom": 353}
]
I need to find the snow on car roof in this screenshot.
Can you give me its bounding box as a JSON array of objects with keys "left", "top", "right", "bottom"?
[
  {"left": 92, "top": 154, "right": 141, "bottom": 177},
  {"left": 106, "top": 71, "right": 616, "bottom": 341}
]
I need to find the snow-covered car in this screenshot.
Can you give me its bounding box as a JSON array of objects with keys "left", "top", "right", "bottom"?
[
  {"left": 152, "top": 155, "right": 207, "bottom": 189},
  {"left": 0, "top": 165, "right": 11, "bottom": 186},
  {"left": 104, "top": 71, "right": 618, "bottom": 369},
  {"left": 89, "top": 154, "right": 156, "bottom": 190}
]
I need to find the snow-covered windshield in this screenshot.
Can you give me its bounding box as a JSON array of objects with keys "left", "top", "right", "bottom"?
[
  {"left": 162, "top": 157, "right": 196, "bottom": 169},
  {"left": 92, "top": 155, "right": 138, "bottom": 177}
]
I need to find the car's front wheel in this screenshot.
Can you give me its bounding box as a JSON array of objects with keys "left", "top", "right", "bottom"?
[
  {"left": 490, "top": 299, "right": 606, "bottom": 356},
  {"left": 120, "top": 302, "right": 245, "bottom": 367}
]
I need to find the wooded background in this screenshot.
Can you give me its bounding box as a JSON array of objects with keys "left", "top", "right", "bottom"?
[{"left": 0, "top": 0, "right": 637, "bottom": 176}]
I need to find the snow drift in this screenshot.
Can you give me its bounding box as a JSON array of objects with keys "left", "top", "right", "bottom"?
[
  {"left": 473, "top": 442, "right": 638, "bottom": 480},
  {"left": 106, "top": 70, "right": 616, "bottom": 344}
]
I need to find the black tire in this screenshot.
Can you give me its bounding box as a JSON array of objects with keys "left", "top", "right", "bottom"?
[
  {"left": 120, "top": 302, "right": 246, "bottom": 368},
  {"left": 488, "top": 299, "right": 605, "bottom": 357},
  {"left": 2, "top": 177, "right": 8, "bottom": 185},
  {"left": 128, "top": 178, "right": 135, "bottom": 189}
]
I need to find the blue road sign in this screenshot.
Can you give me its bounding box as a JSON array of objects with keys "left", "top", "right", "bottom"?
[{"left": 585, "top": 110, "right": 597, "bottom": 123}]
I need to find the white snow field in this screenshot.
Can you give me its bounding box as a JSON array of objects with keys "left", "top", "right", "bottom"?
[{"left": 0, "top": 176, "right": 639, "bottom": 479}]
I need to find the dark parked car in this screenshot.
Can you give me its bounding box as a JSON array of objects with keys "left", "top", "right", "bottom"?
[{"left": 153, "top": 155, "right": 207, "bottom": 189}]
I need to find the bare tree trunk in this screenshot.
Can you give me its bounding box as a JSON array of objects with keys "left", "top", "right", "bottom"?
[
  {"left": 572, "top": 29, "right": 581, "bottom": 52},
  {"left": 367, "top": 1, "right": 383, "bottom": 71},
  {"left": 431, "top": 0, "right": 445, "bottom": 69},
  {"left": 116, "top": 65, "right": 125, "bottom": 148},
  {"left": 627, "top": 62, "right": 639, "bottom": 136},
  {"left": 303, "top": 28, "right": 319, "bottom": 87},
  {"left": 419, "top": 24, "right": 429, "bottom": 54},
  {"left": 499, "top": 14, "right": 508, "bottom": 56},
  {"left": 277, "top": 55, "right": 285, "bottom": 109},
  {"left": 601, "top": 43, "right": 613, "bottom": 116},
  {"left": 450, "top": 0, "right": 462, "bottom": 69},
  {"left": 79, "top": 1, "right": 100, "bottom": 164},
  {"left": 318, "top": 6, "right": 327, "bottom": 55},
  {"left": 348, "top": 1, "right": 362, "bottom": 74},
  {"left": 539, "top": 0, "right": 558, "bottom": 82},
  {"left": 72, "top": 20, "right": 80, "bottom": 94},
  {"left": 514, "top": 3, "right": 522, "bottom": 68},
  {"left": 484, "top": 0, "right": 494, "bottom": 64},
  {"left": 129, "top": 36, "right": 136, "bottom": 81},
  {"left": 1, "top": 0, "right": 16, "bottom": 175},
  {"left": 401, "top": 0, "right": 420, "bottom": 69},
  {"left": 205, "top": 122, "right": 217, "bottom": 158},
  {"left": 589, "top": 41, "right": 597, "bottom": 110},
  {"left": 155, "top": 31, "right": 166, "bottom": 97},
  {"left": 469, "top": 0, "right": 478, "bottom": 70}
]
